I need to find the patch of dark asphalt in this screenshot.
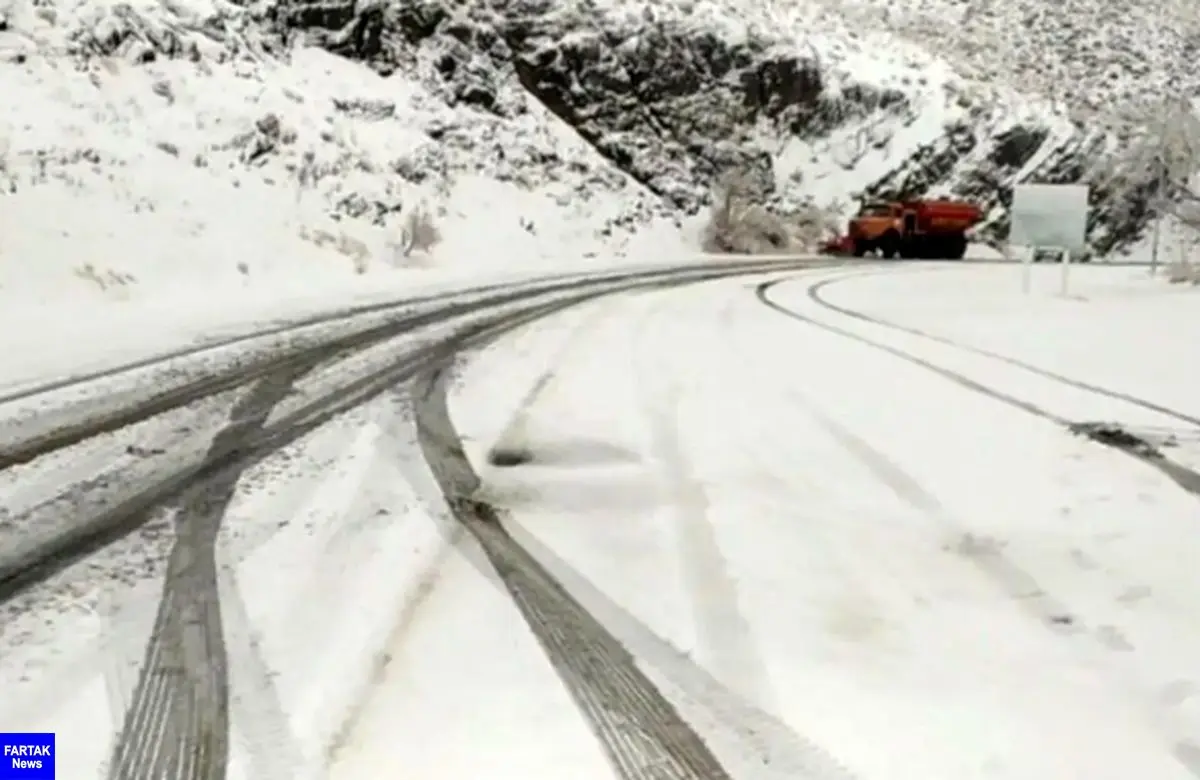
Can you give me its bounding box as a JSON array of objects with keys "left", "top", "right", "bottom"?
[{"left": 755, "top": 279, "right": 1200, "bottom": 500}]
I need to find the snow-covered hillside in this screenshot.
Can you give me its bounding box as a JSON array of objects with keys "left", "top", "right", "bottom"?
[
  {"left": 0, "top": 0, "right": 690, "bottom": 309},
  {"left": 1, "top": 0, "right": 1193, "bottom": 311}
]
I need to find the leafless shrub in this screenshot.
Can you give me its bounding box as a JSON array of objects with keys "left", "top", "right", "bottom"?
[
  {"left": 1165, "top": 261, "right": 1199, "bottom": 284},
  {"left": 701, "top": 170, "right": 787, "bottom": 254},
  {"left": 73, "top": 263, "right": 136, "bottom": 292},
  {"left": 395, "top": 204, "right": 441, "bottom": 258},
  {"left": 701, "top": 169, "right": 840, "bottom": 254},
  {"left": 300, "top": 226, "right": 371, "bottom": 273}
]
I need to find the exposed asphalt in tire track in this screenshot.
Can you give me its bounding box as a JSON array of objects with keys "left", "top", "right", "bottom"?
[
  {"left": 755, "top": 277, "right": 1200, "bottom": 499},
  {"left": 6, "top": 276, "right": 721, "bottom": 778},
  {"left": 108, "top": 363, "right": 311, "bottom": 780},
  {"left": 2, "top": 260, "right": 841, "bottom": 780},
  {"left": 0, "top": 275, "right": 673, "bottom": 471},
  {"left": 70, "top": 325, "right": 517, "bottom": 780},
  {"left": 0, "top": 274, "right": 616, "bottom": 407},
  {"left": 412, "top": 368, "right": 733, "bottom": 780},
  {"left": 0, "top": 312, "right": 517, "bottom": 606},
  {"left": 806, "top": 271, "right": 1200, "bottom": 428},
  {"left": 0, "top": 261, "right": 830, "bottom": 471}
]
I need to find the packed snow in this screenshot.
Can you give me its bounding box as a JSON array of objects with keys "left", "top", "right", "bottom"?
[
  {"left": 3, "top": 256, "right": 1200, "bottom": 777},
  {"left": 4, "top": 0, "right": 1200, "bottom": 772},
  {"left": 432, "top": 263, "right": 1200, "bottom": 779}
]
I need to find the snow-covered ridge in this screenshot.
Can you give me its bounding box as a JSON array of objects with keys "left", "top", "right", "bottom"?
[
  {"left": 830, "top": 0, "right": 1198, "bottom": 118},
  {"left": 0, "top": 0, "right": 1189, "bottom": 309}
]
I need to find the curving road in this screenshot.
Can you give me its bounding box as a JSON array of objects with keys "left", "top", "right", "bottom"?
[
  {"left": 0, "top": 257, "right": 845, "bottom": 780},
  {"left": 3, "top": 257, "right": 1199, "bottom": 780},
  {"left": 404, "top": 263, "right": 1200, "bottom": 780}
]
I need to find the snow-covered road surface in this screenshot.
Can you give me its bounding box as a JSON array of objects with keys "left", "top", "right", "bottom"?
[
  {"left": 3, "top": 260, "right": 1199, "bottom": 779},
  {"left": 373, "top": 263, "right": 1200, "bottom": 780},
  {"left": 0, "top": 257, "right": 832, "bottom": 780}
]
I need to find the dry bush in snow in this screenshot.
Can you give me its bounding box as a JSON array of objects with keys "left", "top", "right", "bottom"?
[
  {"left": 1165, "top": 259, "right": 1200, "bottom": 284},
  {"left": 396, "top": 204, "right": 441, "bottom": 258},
  {"left": 73, "top": 263, "right": 136, "bottom": 293},
  {"left": 701, "top": 170, "right": 841, "bottom": 254},
  {"left": 300, "top": 226, "right": 371, "bottom": 273},
  {"left": 1165, "top": 235, "right": 1200, "bottom": 284}
]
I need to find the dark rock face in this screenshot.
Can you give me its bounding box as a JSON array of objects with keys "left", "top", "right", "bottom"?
[
  {"left": 863, "top": 119, "right": 1155, "bottom": 254},
  {"left": 279, "top": 0, "right": 897, "bottom": 213},
  {"left": 275, "top": 0, "right": 1155, "bottom": 254},
  {"left": 498, "top": 14, "right": 899, "bottom": 211}
]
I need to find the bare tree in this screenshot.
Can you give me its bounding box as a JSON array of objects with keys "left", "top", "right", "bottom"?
[
  {"left": 1139, "top": 98, "right": 1200, "bottom": 272},
  {"left": 1091, "top": 96, "right": 1200, "bottom": 271}
]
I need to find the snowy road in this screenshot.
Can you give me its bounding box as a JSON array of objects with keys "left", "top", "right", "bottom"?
[
  {"left": 380, "top": 264, "right": 1200, "bottom": 780},
  {"left": 2, "top": 260, "right": 1200, "bottom": 779},
  {"left": 0, "top": 257, "right": 833, "bottom": 780}
]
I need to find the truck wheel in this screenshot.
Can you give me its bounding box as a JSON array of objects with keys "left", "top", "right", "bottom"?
[
  {"left": 879, "top": 231, "right": 900, "bottom": 259},
  {"left": 852, "top": 240, "right": 870, "bottom": 257},
  {"left": 947, "top": 235, "right": 967, "bottom": 259},
  {"left": 900, "top": 235, "right": 926, "bottom": 259}
]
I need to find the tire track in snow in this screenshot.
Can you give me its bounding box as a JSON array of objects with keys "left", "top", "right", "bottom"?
[
  {"left": 717, "top": 301, "right": 1086, "bottom": 636},
  {"left": 412, "top": 366, "right": 733, "bottom": 780},
  {"left": 108, "top": 363, "right": 311, "bottom": 780},
  {"left": 807, "top": 271, "right": 1200, "bottom": 429},
  {"left": 215, "top": 564, "right": 304, "bottom": 780},
  {"left": 315, "top": 391, "right": 470, "bottom": 770},
  {"left": 410, "top": 284, "right": 859, "bottom": 780},
  {"left": 99, "top": 303, "right": 606, "bottom": 780},
  {"left": 486, "top": 294, "right": 637, "bottom": 465},
  {"left": 755, "top": 272, "right": 1200, "bottom": 777},
  {"left": 632, "top": 290, "right": 776, "bottom": 712},
  {"left": 504, "top": 519, "right": 860, "bottom": 780},
  {"left": 756, "top": 276, "right": 1200, "bottom": 499},
  {"left": 783, "top": 366, "right": 1200, "bottom": 780}
]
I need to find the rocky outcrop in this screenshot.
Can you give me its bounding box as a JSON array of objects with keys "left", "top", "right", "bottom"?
[
  {"left": 68, "top": 0, "right": 1164, "bottom": 255},
  {"left": 278, "top": 0, "right": 901, "bottom": 213},
  {"left": 862, "top": 118, "right": 1155, "bottom": 254}
]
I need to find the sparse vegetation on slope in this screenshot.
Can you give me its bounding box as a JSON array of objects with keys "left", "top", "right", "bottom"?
[{"left": 2, "top": 0, "right": 1196, "bottom": 292}]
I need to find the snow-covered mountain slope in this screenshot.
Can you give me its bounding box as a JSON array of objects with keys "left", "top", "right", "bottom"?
[
  {"left": 834, "top": 0, "right": 1198, "bottom": 116},
  {"left": 0, "top": 0, "right": 1189, "bottom": 308},
  {"left": 0, "top": 0, "right": 687, "bottom": 307},
  {"left": 333, "top": 0, "right": 1190, "bottom": 253}
]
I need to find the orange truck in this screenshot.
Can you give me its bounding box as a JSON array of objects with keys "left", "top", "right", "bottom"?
[{"left": 845, "top": 199, "right": 983, "bottom": 259}]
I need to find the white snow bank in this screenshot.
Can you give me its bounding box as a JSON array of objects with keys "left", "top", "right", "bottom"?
[{"left": 0, "top": 34, "right": 691, "bottom": 358}]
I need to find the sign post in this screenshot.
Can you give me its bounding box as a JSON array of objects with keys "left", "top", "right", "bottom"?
[{"left": 1009, "top": 184, "right": 1089, "bottom": 296}]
